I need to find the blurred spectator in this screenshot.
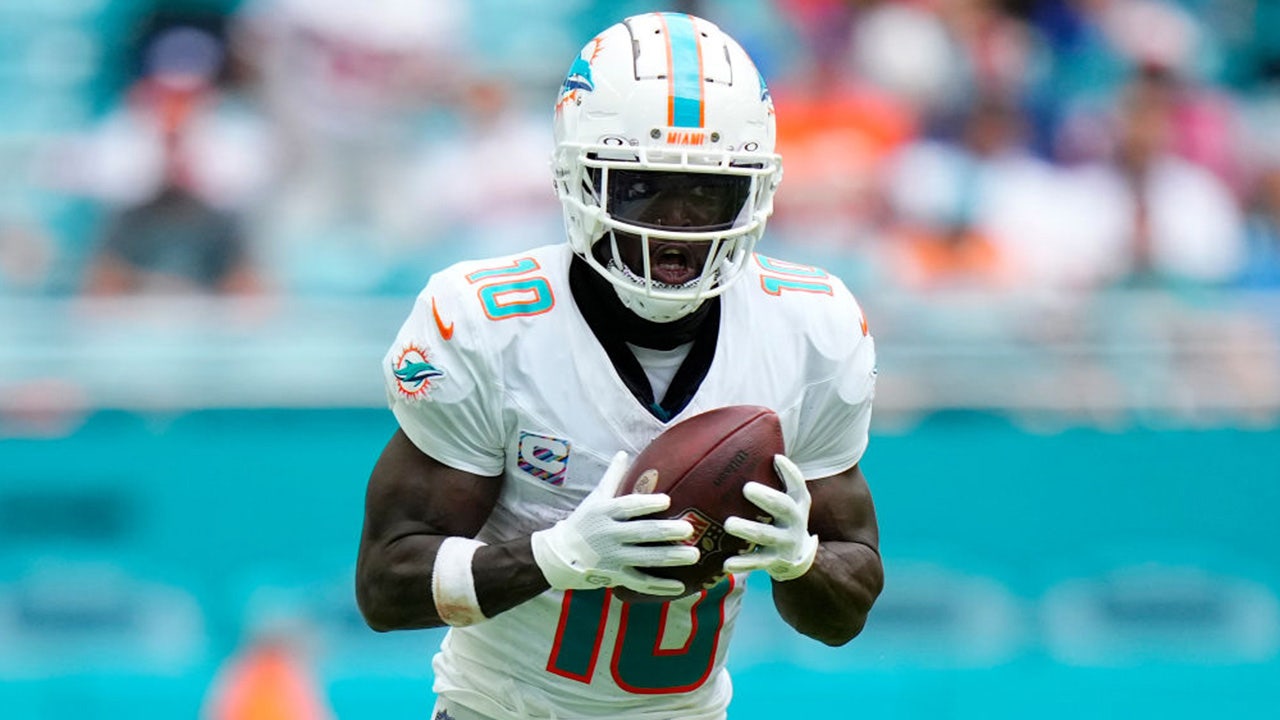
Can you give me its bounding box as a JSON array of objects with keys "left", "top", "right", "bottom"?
[
  {"left": 1052, "top": 0, "right": 1242, "bottom": 189},
  {"left": 880, "top": 95, "right": 1029, "bottom": 291},
  {"left": 1238, "top": 165, "right": 1280, "bottom": 289},
  {"left": 76, "top": 27, "right": 268, "bottom": 296},
  {"left": 235, "top": 0, "right": 466, "bottom": 294},
  {"left": 203, "top": 632, "right": 333, "bottom": 720},
  {"left": 1236, "top": 91, "right": 1280, "bottom": 289},
  {"left": 934, "top": 0, "right": 1046, "bottom": 109},
  {"left": 43, "top": 25, "right": 278, "bottom": 214},
  {"left": 397, "top": 75, "right": 560, "bottom": 273},
  {"left": 1067, "top": 68, "right": 1245, "bottom": 287},
  {"left": 84, "top": 185, "right": 259, "bottom": 295},
  {"left": 850, "top": 0, "right": 966, "bottom": 116},
  {"left": 774, "top": 0, "right": 861, "bottom": 68},
  {"left": 32, "top": 25, "right": 276, "bottom": 295},
  {"left": 768, "top": 0, "right": 918, "bottom": 253}
]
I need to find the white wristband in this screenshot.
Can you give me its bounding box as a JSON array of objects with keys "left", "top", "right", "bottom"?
[{"left": 431, "top": 536, "right": 488, "bottom": 627}]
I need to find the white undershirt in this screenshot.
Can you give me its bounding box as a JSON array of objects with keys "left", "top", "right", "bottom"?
[{"left": 626, "top": 341, "right": 693, "bottom": 402}]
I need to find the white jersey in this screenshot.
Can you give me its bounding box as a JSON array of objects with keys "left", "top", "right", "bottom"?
[{"left": 383, "top": 243, "right": 876, "bottom": 719}]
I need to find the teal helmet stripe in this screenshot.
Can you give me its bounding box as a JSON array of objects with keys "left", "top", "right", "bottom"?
[{"left": 660, "top": 13, "right": 704, "bottom": 128}]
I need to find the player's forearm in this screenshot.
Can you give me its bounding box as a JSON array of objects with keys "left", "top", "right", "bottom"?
[
  {"left": 770, "top": 540, "right": 883, "bottom": 646},
  {"left": 357, "top": 534, "right": 550, "bottom": 631},
  {"left": 473, "top": 539, "right": 554, "bottom": 616}
]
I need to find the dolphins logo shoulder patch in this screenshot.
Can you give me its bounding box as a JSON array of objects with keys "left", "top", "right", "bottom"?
[{"left": 392, "top": 342, "right": 445, "bottom": 399}]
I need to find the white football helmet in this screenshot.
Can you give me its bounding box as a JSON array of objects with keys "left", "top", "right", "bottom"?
[{"left": 553, "top": 12, "right": 783, "bottom": 322}]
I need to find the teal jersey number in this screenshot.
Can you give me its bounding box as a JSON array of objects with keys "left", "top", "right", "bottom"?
[
  {"left": 464, "top": 257, "right": 557, "bottom": 320},
  {"left": 465, "top": 256, "right": 541, "bottom": 283},
  {"left": 546, "top": 577, "right": 735, "bottom": 694},
  {"left": 755, "top": 255, "right": 834, "bottom": 296},
  {"left": 477, "top": 277, "right": 555, "bottom": 319}
]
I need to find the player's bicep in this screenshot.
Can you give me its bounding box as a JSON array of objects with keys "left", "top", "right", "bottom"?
[
  {"left": 361, "top": 429, "right": 502, "bottom": 545},
  {"left": 805, "top": 463, "right": 878, "bottom": 550},
  {"left": 357, "top": 431, "right": 504, "bottom": 630}
]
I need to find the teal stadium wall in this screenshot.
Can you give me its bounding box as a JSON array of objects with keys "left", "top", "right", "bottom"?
[{"left": 1, "top": 410, "right": 1278, "bottom": 719}]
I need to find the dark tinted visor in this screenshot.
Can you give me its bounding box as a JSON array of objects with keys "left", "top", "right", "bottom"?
[{"left": 594, "top": 169, "right": 753, "bottom": 232}]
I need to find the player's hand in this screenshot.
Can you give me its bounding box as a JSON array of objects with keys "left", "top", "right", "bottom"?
[
  {"left": 531, "top": 451, "right": 700, "bottom": 596},
  {"left": 723, "top": 454, "right": 819, "bottom": 582}
]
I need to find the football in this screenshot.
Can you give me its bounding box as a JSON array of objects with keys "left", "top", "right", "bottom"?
[{"left": 613, "top": 405, "right": 786, "bottom": 603}]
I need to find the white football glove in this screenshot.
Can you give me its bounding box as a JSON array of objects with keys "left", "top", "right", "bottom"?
[
  {"left": 531, "top": 451, "right": 700, "bottom": 596},
  {"left": 723, "top": 454, "right": 820, "bottom": 582}
]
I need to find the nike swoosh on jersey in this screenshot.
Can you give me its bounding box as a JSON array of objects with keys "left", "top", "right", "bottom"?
[{"left": 432, "top": 297, "right": 455, "bottom": 340}]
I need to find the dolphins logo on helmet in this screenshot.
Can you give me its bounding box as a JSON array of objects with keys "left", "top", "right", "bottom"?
[{"left": 557, "top": 36, "right": 602, "bottom": 111}]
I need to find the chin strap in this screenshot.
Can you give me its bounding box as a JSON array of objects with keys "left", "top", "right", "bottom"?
[
  {"left": 587, "top": 230, "right": 718, "bottom": 324},
  {"left": 617, "top": 262, "right": 716, "bottom": 322},
  {"left": 607, "top": 258, "right": 722, "bottom": 323},
  {"left": 613, "top": 283, "right": 702, "bottom": 323}
]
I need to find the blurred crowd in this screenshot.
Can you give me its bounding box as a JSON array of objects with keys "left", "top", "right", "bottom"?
[
  {"left": 766, "top": 0, "right": 1280, "bottom": 295},
  {"left": 0, "top": 0, "right": 1278, "bottom": 426},
  {"left": 3, "top": 0, "right": 1279, "bottom": 300},
  {"left": 0, "top": 0, "right": 1274, "bottom": 299}
]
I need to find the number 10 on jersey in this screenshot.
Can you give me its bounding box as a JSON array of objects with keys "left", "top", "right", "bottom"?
[
  {"left": 547, "top": 578, "right": 734, "bottom": 694},
  {"left": 466, "top": 257, "right": 556, "bottom": 320},
  {"left": 756, "top": 255, "right": 833, "bottom": 296}
]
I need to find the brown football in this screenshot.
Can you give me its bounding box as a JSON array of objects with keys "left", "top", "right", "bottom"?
[{"left": 613, "top": 405, "right": 786, "bottom": 603}]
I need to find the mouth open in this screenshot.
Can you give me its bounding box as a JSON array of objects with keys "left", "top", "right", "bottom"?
[{"left": 651, "top": 243, "right": 702, "bottom": 286}]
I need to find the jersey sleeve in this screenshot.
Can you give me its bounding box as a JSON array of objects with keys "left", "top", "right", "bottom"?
[
  {"left": 786, "top": 282, "right": 877, "bottom": 479},
  {"left": 383, "top": 273, "right": 507, "bottom": 476}
]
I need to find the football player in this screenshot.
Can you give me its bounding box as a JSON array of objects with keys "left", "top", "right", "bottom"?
[{"left": 357, "top": 12, "right": 883, "bottom": 720}]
